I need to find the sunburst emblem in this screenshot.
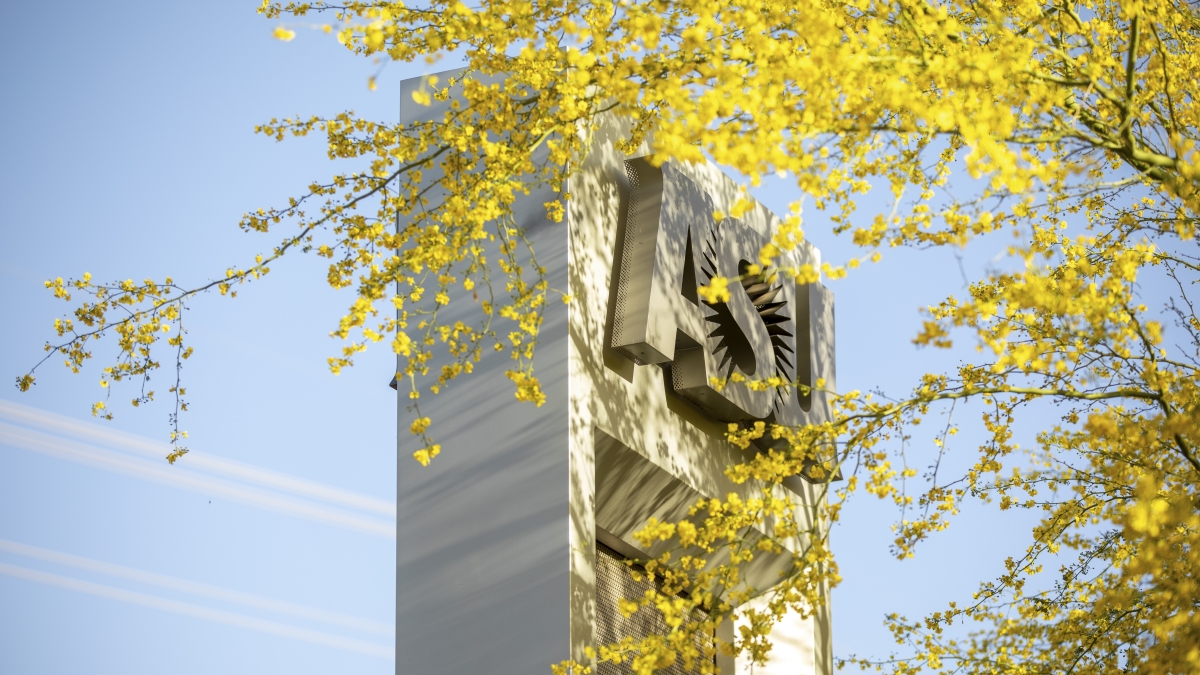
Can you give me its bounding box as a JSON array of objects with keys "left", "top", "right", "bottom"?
[{"left": 683, "top": 221, "right": 796, "bottom": 414}]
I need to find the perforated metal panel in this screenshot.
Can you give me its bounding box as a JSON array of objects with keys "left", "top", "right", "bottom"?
[
  {"left": 612, "top": 161, "right": 647, "bottom": 365},
  {"left": 595, "top": 542, "right": 714, "bottom": 675}
]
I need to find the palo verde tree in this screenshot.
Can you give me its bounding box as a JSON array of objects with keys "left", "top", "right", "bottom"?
[{"left": 18, "top": 0, "right": 1200, "bottom": 673}]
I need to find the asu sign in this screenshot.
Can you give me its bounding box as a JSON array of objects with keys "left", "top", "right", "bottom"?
[
  {"left": 610, "top": 158, "right": 835, "bottom": 434},
  {"left": 395, "top": 72, "right": 834, "bottom": 675}
]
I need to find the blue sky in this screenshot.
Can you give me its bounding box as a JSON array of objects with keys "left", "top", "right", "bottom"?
[{"left": 1, "top": 2, "right": 1041, "bottom": 673}]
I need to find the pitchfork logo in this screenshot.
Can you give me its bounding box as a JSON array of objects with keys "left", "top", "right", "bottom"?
[{"left": 609, "top": 158, "right": 834, "bottom": 431}]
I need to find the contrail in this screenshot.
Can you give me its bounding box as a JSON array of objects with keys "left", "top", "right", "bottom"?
[
  {"left": 0, "top": 422, "right": 395, "bottom": 539},
  {"left": 0, "top": 561, "right": 393, "bottom": 660},
  {"left": 0, "top": 399, "right": 394, "bottom": 517},
  {"left": 0, "top": 539, "right": 393, "bottom": 637}
]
